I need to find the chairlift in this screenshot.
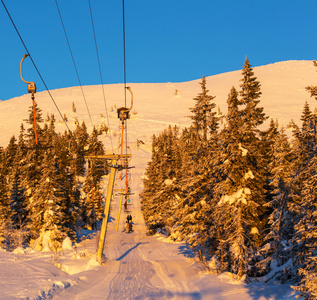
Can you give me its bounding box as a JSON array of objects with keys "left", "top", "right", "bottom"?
[{"left": 117, "top": 86, "right": 133, "bottom": 122}]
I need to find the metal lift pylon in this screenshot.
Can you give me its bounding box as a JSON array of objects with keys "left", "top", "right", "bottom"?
[{"left": 86, "top": 154, "right": 131, "bottom": 263}]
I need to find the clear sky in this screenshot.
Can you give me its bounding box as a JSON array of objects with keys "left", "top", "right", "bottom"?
[{"left": 1, "top": 0, "right": 316, "bottom": 100}]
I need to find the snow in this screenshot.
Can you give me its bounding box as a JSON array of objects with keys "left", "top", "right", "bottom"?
[
  {"left": 62, "top": 237, "right": 74, "bottom": 251},
  {"left": 251, "top": 227, "right": 259, "bottom": 235},
  {"left": 164, "top": 178, "right": 174, "bottom": 185},
  {"left": 238, "top": 143, "right": 248, "bottom": 156},
  {"left": 218, "top": 188, "right": 251, "bottom": 205},
  {"left": 244, "top": 170, "right": 255, "bottom": 180},
  {"left": 0, "top": 60, "right": 309, "bottom": 299}
]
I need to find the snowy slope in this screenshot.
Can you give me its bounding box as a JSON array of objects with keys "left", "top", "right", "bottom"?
[
  {"left": 1, "top": 60, "right": 317, "bottom": 148},
  {"left": 0, "top": 60, "right": 314, "bottom": 299},
  {"left": 0, "top": 142, "right": 297, "bottom": 299}
]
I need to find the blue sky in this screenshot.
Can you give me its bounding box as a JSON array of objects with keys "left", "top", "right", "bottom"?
[{"left": 1, "top": 0, "right": 316, "bottom": 100}]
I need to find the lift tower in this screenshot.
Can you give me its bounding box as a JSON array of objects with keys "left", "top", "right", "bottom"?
[{"left": 86, "top": 154, "right": 132, "bottom": 262}]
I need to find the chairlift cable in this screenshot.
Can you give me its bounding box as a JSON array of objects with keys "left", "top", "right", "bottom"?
[
  {"left": 2, "top": 0, "right": 82, "bottom": 195},
  {"left": 54, "top": 0, "right": 94, "bottom": 129},
  {"left": 88, "top": 0, "right": 114, "bottom": 153},
  {"left": 122, "top": 0, "right": 130, "bottom": 194},
  {"left": 2, "top": 0, "right": 88, "bottom": 195},
  {"left": 122, "top": 0, "right": 127, "bottom": 108}
]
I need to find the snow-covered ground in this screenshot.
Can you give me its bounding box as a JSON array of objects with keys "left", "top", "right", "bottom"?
[
  {"left": 1, "top": 60, "right": 314, "bottom": 299},
  {"left": 0, "top": 143, "right": 297, "bottom": 299}
]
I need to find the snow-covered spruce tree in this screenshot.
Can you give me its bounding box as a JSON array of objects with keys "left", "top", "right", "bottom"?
[
  {"left": 294, "top": 257, "right": 317, "bottom": 300},
  {"left": 0, "top": 147, "right": 12, "bottom": 247},
  {"left": 73, "top": 121, "right": 89, "bottom": 177},
  {"left": 6, "top": 125, "right": 28, "bottom": 231},
  {"left": 21, "top": 102, "right": 47, "bottom": 239},
  {"left": 289, "top": 64, "right": 317, "bottom": 297},
  {"left": 213, "top": 86, "right": 254, "bottom": 277},
  {"left": 5, "top": 136, "right": 18, "bottom": 176},
  {"left": 31, "top": 149, "right": 72, "bottom": 251},
  {"left": 66, "top": 133, "right": 84, "bottom": 229},
  {"left": 237, "top": 57, "right": 268, "bottom": 246},
  {"left": 16, "top": 124, "right": 27, "bottom": 162},
  {"left": 169, "top": 77, "right": 219, "bottom": 249},
  {"left": 141, "top": 126, "right": 182, "bottom": 234},
  {"left": 9, "top": 162, "right": 27, "bottom": 229},
  {"left": 239, "top": 58, "right": 267, "bottom": 131},
  {"left": 170, "top": 129, "right": 219, "bottom": 249},
  {"left": 259, "top": 119, "right": 280, "bottom": 208},
  {"left": 297, "top": 101, "right": 316, "bottom": 162},
  {"left": 292, "top": 155, "right": 317, "bottom": 299},
  {"left": 189, "top": 75, "right": 216, "bottom": 142},
  {"left": 141, "top": 134, "right": 162, "bottom": 233},
  {"left": 81, "top": 127, "right": 105, "bottom": 230},
  {"left": 213, "top": 58, "right": 269, "bottom": 279},
  {"left": 254, "top": 125, "right": 296, "bottom": 279},
  {"left": 155, "top": 126, "right": 183, "bottom": 234},
  {"left": 51, "top": 132, "right": 80, "bottom": 238},
  {"left": 289, "top": 102, "right": 317, "bottom": 239}
]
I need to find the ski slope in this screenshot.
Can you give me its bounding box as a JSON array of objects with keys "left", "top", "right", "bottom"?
[
  {"left": 0, "top": 60, "right": 314, "bottom": 299},
  {"left": 0, "top": 142, "right": 297, "bottom": 299}
]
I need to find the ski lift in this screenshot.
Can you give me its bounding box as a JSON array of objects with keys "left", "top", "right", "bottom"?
[
  {"left": 117, "top": 144, "right": 134, "bottom": 171},
  {"left": 117, "top": 86, "right": 133, "bottom": 122},
  {"left": 20, "top": 54, "right": 36, "bottom": 95},
  {"left": 20, "top": 54, "right": 38, "bottom": 145}
]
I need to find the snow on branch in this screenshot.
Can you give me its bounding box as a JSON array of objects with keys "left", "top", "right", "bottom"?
[
  {"left": 238, "top": 143, "right": 248, "bottom": 156},
  {"left": 218, "top": 188, "right": 251, "bottom": 206}
]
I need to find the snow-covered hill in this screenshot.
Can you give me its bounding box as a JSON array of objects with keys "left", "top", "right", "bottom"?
[
  {"left": 0, "top": 60, "right": 314, "bottom": 299},
  {"left": 1, "top": 60, "right": 317, "bottom": 148}
]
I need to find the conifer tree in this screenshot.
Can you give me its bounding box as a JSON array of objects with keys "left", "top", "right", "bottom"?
[
  {"left": 189, "top": 75, "right": 217, "bottom": 141},
  {"left": 73, "top": 121, "right": 89, "bottom": 176},
  {"left": 293, "top": 155, "right": 317, "bottom": 298},
  {"left": 171, "top": 126, "right": 217, "bottom": 248},
  {"left": 239, "top": 58, "right": 267, "bottom": 133},
  {"left": 141, "top": 127, "right": 181, "bottom": 234},
  {"left": 141, "top": 135, "right": 162, "bottom": 232},
  {"left": 24, "top": 100, "right": 44, "bottom": 147},
  {"left": 251, "top": 127, "right": 296, "bottom": 278},
  {"left": 9, "top": 165, "right": 27, "bottom": 228},
  {"left": 212, "top": 59, "right": 269, "bottom": 278},
  {"left": 81, "top": 128, "right": 105, "bottom": 229},
  {"left": 0, "top": 147, "right": 11, "bottom": 247},
  {"left": 290, "top": 102, "right": 317, "bottom": 220},
  {"left": 6, "top": 125, "right": 28, "bottom": 231},
  {"left": 31, "top": 151, "right": 72, "bottom": 250},
  {"left": 5, "top": 136, "right": 17, "bottom": 176},
  {"left": 167, "top": 78, "right": 219, "bottom": 248},
  {"left": 21, "top": 101, "right": 45, "bottom": 189}
]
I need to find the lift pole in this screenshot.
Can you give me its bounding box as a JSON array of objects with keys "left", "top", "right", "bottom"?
[
  {"left": 97, "top": 157, "right": 117, "bottom": 262},
  {"left": 86, "top": 154, "right": 131, "bottom": 263},
  {"left": 116, "top": 190, "right": 124, "bottom": 231}
]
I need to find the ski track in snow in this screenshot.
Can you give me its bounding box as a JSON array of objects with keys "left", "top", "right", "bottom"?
[{"left": 48, "top": 145, "right": 204, "bottom": 300}]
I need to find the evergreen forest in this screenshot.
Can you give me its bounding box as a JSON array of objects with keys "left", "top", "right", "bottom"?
[
  {"left": 141, "top": 59, "right": 317, "bottom": 298},
  {"left": 1, "top": 58, "right": 317, "bottom": 298},
  {"left": 0, "top": 101, "right": 107, "bottom": 252}
]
